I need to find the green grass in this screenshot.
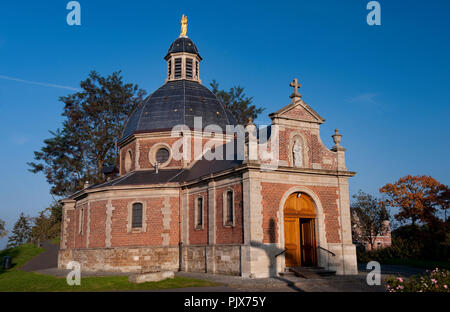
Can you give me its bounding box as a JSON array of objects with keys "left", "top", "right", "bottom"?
[
  {"left": 50, "top": 237, "right": 60, "bottom": 245},
  {"left": 382, "top": 258, "right": 450, "bottom": 270},
  {"left": 0, "top": 270, "right": 219, "bottom": 292},
  {"left": 0, "top": 244, "right": 219, "bottom": 292},
  {"left": 0, "top": 244, "right": 44, "bottom": 272}
]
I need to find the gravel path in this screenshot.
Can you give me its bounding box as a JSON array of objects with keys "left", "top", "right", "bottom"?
[{"left": 175, "top": 271, "right": 386, "bottom": 292}]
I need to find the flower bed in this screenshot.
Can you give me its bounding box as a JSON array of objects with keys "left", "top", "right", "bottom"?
[{"left": 385, "top": 268, "right": 450, "bottom": 292}]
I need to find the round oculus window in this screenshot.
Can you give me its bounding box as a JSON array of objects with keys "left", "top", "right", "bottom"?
[{"left": 155, "top": 148, "right": 170, "bottom": 164}]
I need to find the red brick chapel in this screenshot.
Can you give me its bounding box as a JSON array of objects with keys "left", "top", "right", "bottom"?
[{"left": 59, "top": 17, "right": 358, "bottom": 277}]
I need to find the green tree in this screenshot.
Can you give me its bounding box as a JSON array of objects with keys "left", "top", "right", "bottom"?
[
  {"left": 0, "top": 218, "right": 7, "bottom": 239},
  {"left": 7, "top": 213, "right": 32, "bottom": 248},
  {"left": 31, "top": 202, "right": 63, "bottom": 243},
  {"left": 440, "top": 186, "right": 449, "bottom": 221},
  {"left": 210, "top": 80, "right": 264, "bottom": 125},
  {"left": 28, "top": 71, "right": 146, "bottom": 196},
  {"left": 351, "top": 190, "right": 390, "bottom": 250}
]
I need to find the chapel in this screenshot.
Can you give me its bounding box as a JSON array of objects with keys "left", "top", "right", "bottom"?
[{"left": 58, "top": 16, "right": 358, "bottom": 277}]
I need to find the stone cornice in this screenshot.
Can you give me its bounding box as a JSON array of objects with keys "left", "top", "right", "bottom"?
[
  {"left": 68, "top": 163, "right": 356, "bottom": 201},
  {"left": 71, "top": 183, "right": 180, "bottom": 201}
]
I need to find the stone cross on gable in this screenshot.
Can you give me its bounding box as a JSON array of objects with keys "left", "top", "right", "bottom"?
[{"left": 289, "top": 78, "right": 302, "bottom": 101}]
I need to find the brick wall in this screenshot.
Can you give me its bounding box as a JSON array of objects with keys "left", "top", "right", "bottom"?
[
  {"left": 138, "top": 137, "right": 183, "bottom": 169},
  {"left": 111, "top": 198, "right": 163, "bottom": 247},
  {"left": 309, "top": 185, "right": 340, "bottom": 243},
  {"left": 89, "top": 200, "right": 107, "bottom": 248},
  {"left": 63, "top": 195, "right": 180, "bottom": 251},
  {"left": 364, "top": 235, "right": 392, "bottom": 250},
  {"left": 119, "top": 140, "right": 136, "bottom": 175},
  {"left": 119, "top": 136, "right": 230, "bottom": 173},
  {"left": 74, "top": 202, "right": 88, "bottom": 248},
  {"left": 260, "top": 182, "right": 341, "bottom": 244},
  {"left": 278, "top": 128, "right": 338, "bottom": 170},
  {"left": 282, "top": 106, "right": 317, "bottom": 121},
  {"left": 215, "top": 183, "right": 243, "bottom": 244},
  {"left": 169, "top": 197, "right": 180, "bottom": 245},
  {"left": 188, "top": 191, "right": 208, "bottom": 245}
]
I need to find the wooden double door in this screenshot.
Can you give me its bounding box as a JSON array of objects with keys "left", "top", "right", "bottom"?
[{"left": 283, "top": 193, "right": 317, "bottom": 267}]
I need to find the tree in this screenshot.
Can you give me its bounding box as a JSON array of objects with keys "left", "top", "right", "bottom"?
[
  {"left": 380, "top": 175, "right": 448, "bottom": 226},
  {"left": 0, "top": 218, "right": 7, "bottom": 239},
  {"left": 351, "top": 190, "right": 390, "bottom": 250},
  {"left": 7, "top": 213, "right": 32, "bottom": 248},
  {"left": 28, "top": 71, "right": 146, "bottom": 196},
  {"left": 31, "top": 202, "right": 63, "bottom": 243},
  {"left": 210, "top": 80, "right": 264, "bottom": 125},
  {"left": 440, "top": 185, "right": 449, "bottom": 221}
]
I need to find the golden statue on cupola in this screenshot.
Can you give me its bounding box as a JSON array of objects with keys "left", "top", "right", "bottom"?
[{"left": 180, "top": 14, "right": 188, "bottom": 37}]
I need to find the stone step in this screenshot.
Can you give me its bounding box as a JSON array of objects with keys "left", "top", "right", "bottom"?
[
  {"left": 278, "top": 270, "right": 296, "bottom": 276},
  {"left": 288, "top": 266, "right": 336, "bottom": 279}
]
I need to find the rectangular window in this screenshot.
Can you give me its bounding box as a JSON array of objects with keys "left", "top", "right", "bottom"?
[
  {"left": 132, "top": 203, "right": 143, "bottom": 228},
  {"left": 168, "top": 60, "right": 172, "bottom": 78},
  {"left": 174, "top": 58, "right": 182, "bottom": 79},
  {"left": 195, "top": 60, "right": 199, "bottom": 78},
  {"left": 226, "top": 191, "right": 233, "bottom": 224},
  {"left": 186, "top": 58, "right": 193, "bottom": 79},
  {"left": 79, "top": 208, "right": 84, "bottom": 234},
  {"left": 197, "top": 197, "right": 203, "bottom": 227}
]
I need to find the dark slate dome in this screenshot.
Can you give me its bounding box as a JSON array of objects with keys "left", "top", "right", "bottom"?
[
  {"left": 120, "top": 35, "right": 237, "bottom": 142},
  {"left": 164, "top": 37, "right": 201, "bottom": 60},
  {"left": 120, "top": 80, "right": 237, "bottom": 141}
]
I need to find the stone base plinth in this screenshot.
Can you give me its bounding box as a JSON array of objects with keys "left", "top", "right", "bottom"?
[{"left": 58, "top": 246, "right": 179, "bottom": 273}]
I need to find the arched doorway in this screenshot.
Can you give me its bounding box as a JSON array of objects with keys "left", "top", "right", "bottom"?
[{"left": 284, "top": 192, "right": 317, "bottom": 267}]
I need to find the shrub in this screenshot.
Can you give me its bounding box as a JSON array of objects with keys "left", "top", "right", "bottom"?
[
  {"left": 356, "top": 237, "right": 424, "bottom": 263},
  {"left": 385, "top": 268, "right": 450, "bottom": 292},
  {"left": 356, "top": 223, "right": 450, "bottom": 263}
]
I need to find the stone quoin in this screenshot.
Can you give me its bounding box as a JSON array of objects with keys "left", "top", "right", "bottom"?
[{"left": 58, "top": 16, "right": 358, "bottom": 277}]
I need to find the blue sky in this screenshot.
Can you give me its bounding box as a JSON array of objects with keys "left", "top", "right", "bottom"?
[{"left": 0, "top": 0, "right": 449, "bottom": 248}]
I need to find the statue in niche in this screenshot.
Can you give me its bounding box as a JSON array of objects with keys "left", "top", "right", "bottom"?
[{"left": 293, "top": 139, "right": 302, "bottom": 167}]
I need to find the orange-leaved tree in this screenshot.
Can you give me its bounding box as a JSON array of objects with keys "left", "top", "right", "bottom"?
[{"left": 380, "top": 175, "right": 448, "bottom": 226}]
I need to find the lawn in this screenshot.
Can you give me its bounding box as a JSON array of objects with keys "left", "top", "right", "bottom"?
[
  {"left": 0, "top": 244, "right": 219, "bottom": 292},
  {"left": 0, "top": 244, "right": 44, "bottom": 272}
]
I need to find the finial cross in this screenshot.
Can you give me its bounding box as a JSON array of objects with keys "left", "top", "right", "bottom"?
[{"left": 289, "top": 78, "right": 302, "bottom": 100}]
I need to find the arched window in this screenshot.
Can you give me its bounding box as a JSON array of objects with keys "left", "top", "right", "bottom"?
[
  {"left": 196, "top": 197, "right": 203, "bottom": 228},
  {"left": 223, "top": 190, "right": 234, "bottom": 226},
  {"left": 79, "top": 207, "right": 84, "bottom": 234},
  {"left": 132, "top": 203, "right": 143, "bottom": 228},
  {"left": 125, "top": 150, "right": 132, "bottom": 173},
  {"left": 227, "top": 191, "right": 233, "bottom": 223}
]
